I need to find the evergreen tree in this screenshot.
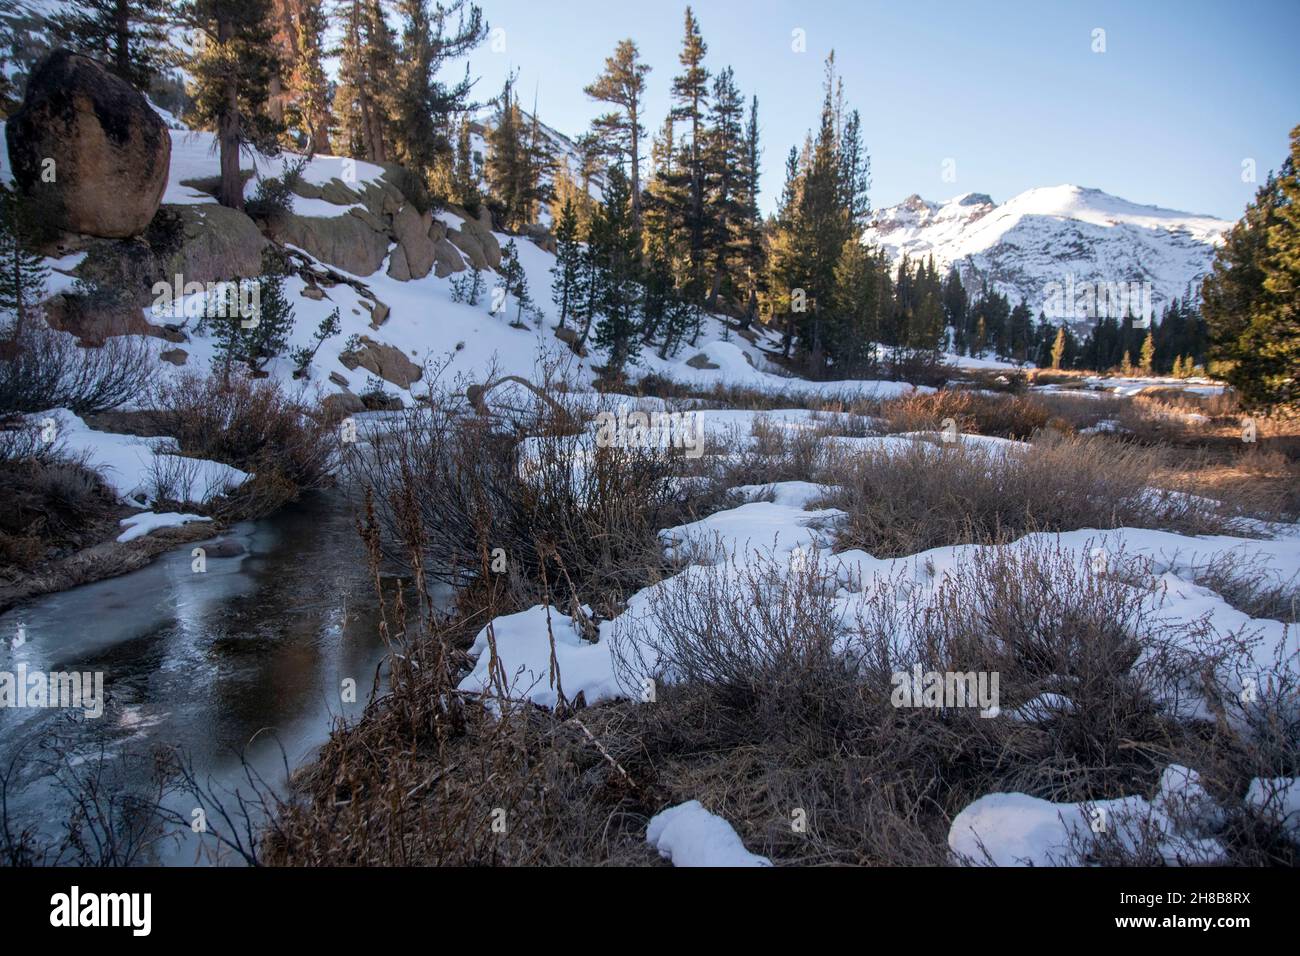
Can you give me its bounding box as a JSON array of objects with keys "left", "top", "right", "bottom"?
[
  {"left": 291, "top": 306, "right": 341, "bottom": 377},
  {"left": 0, "top": 186, "right": 49, "bottom": 341},
  {"left": 286, "top": 0, "right": 335, "bottom": 155},
  {"left": 390, "top": 0, "right": 487, "bottom": 183},
  {"left": 1050, "top": 325, "right": 1067, "bottom": 370},
  {"left": 590, "top": 167, "right": 642, "bottom": 378},
  {"left": 550, "top": 197, "right": 582, "bottom": 328},
  {"left": 1140, "top": 330, "right": 1155, "bottom": 374},
  {"left": 493, "top": 239, "right": 534, "bottom": 326},
  {"left": 179, "top": 0, "right": 284, "bottom": 210},
  {"left": 486, "top": 75, "right": 553, "bottom": 230},
  {"left": 1202, "top": 127, "right": 1300, "bottom": 408},
  {"left": 667, "top": 5, "right": 710, "bottom": 293},
  {"left": 583, "top": 38, "right": 649, "bottom": 228},
  {"left": 700, "top": 66, "right": 747, "bottom": 309},
  {"left": 50, "top": 0, "right": 172, "bottom": 91},
  {"left": 211, "top": 248, "right": 296, "bottom": 378}
]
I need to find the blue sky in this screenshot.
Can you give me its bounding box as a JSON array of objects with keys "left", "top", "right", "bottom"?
[{"left": 460, "top": 0, "right": 1299, "bottom": 221}]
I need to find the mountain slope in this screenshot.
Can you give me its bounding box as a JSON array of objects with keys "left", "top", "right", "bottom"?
[{"left": 863, "top": 185, "right": 1230, "bottom": 330}]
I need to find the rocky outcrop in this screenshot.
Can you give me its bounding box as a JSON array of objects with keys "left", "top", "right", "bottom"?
[
  {"left": 163, "top": 204, "right": 267, "bottom": 284},
  {"left": 447, "top": 213, "right": 501, "bottom": 271},
  {"left": 274, "top": 211, "right": 389, "bottom": 277},
  {"left": 6, "top": 49, "right": 170, "bottom": 239},
  {"left": 387, "top": 204, "right": 437, "bottom": 280},
  {"left": 338, "top": 336, "right": 423, "bottom": 389}
]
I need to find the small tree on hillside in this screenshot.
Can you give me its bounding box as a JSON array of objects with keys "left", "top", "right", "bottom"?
[
  {"left": 493, "top": 239, "right": 533, "bottom": 327},
  {"left": 209, "top": 248, "right": 296, "bottom": 379},
  {"left": 0, "top": 186, "right": 49, "bottom": 341},
  {"left": 1050, "top": 325, "right": 1067, "bottom": 370},
  {"left": 550, "top": 197, "right": 581, "bottom": 328}
]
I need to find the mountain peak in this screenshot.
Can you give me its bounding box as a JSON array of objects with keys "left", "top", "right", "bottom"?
[{"left": 864, "top": 185, "right": 1231, "bottom": 331}]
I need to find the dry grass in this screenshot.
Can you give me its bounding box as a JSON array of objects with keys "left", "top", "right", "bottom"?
[
  {"left": 257, "top": 379, "right": 1299, "bottom": 867},
  {"left": 0, "top": 430, "right": 119, "bottom": 580},
  {"left": 826, "top": 432, "right": 1232, "bottom": 558},
  {"left": 877, "top": 389, "right": 1061, "bottom": 440}
]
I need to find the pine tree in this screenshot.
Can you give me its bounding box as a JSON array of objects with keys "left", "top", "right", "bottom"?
[
  {"left": 50, "top": 0, "right": 172, "bottom": 91},
  {"left": 493, "top": 239, "right": 534, "bottom": 326},
  {"left": 291, "top": 306, "right": 341, "bottom": 377},
  {"left": 667, "top": 5, "right": 710, "bottom": 293},
  {"left": 1202, "top": 127, "right": 1300, "bottom": 408},
  {"left": 590, "top": 167, "right": 642, "bottom": 378},
  {"left": 485, "top": 76, "right": 553, "bottom": 231},
  {"left": 285, "top": 0, "right": 333, "bottom": 155},
  {"left": 1140, "top": 330, "right": 1155, "bottom": 374},
  {"left": 179, "top": 0, "right": 284, "bottom": 210},
  {"left": 211, "top": 248, "right": 297, "bottom": 378},
  {"left": 0, "top": 186, "right": 49, "bottom": 341},
  {"left": 389, "top": 0, "right": 486, "bottom": 183},
  {"left": 550, "top": 197, "right": 581, "bottom": 328},
  {"left": 700, "top": 66, "right": 747, "bottom": 309},
  {"left": 583, "top": 38, "right": 649, "bottom": 228}
]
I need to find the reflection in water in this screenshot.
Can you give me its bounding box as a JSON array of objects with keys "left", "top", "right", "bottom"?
[{"left": 0, "top": 490, "right": 422, "bottom": 865}]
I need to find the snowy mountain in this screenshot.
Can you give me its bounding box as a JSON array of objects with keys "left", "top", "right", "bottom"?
[{"left": 863, "top": 185, "right": 1231, "bottom": 331}]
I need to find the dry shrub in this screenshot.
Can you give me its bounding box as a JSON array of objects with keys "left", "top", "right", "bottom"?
[
  {"left": 1031, "top": 390, "right": 1129, "bottom": 432},
  {"left": 0, "top": 323, "right": 157, "bottom": 416},
  {"left": 0, "top": 430, "right": 117, "bottom": 577},
  {"left": 262, "top": 496, "right": 661, "bottom": 867},
  {"left": 828, "top": 432, "right": 1230, "bottom": 558},
  {"left": 607, "top": 540, "right": 1243, "bottom": 864},
  {"left": 149, "top": 371, "right": 335, "bottom": 514},
  {"left": 346, "top": 386, "right": 725, "bottom": 618},
  {"left": 879, "top": 388, "right": 1060, "bottom": 440},
  {"left": 1192, "top": 552, "right": 1299, "bottom": 624}
]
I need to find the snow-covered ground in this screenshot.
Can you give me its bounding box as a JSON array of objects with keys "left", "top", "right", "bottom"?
[
  {"left": 32, "top": 408, "right": 250, "bottom": 509},
  {"left": 450, "top": 413, "right": 1300, "bottom": 864},
  {"left": 0, "top": 114, "right": 929, "bottom": 406}
]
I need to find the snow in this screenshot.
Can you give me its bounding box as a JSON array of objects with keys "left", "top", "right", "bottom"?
[
  {"left": 949, "top": 764, "right": 1226, "bottom": 866},
  {"left": 645, "top": 800, "right": 772, "bottom": 867},
  {"left": 1244, "top": 777, "right": 1300, "bottom": 837},
  {"left": 116, "top": 511, "right": 211, "bottom": 543},
  {"left": 458, "top": 605, "right": 618, "bottom": 710},
  {"left": 864, "top": 185, "right": 1229, "bottom": 330},
  {"left": 34, "top": 408, "right": 250, "bottom": 506}
]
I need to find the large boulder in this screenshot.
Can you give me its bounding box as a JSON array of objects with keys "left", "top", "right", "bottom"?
[
  {"left": 6, "top": 49, "right": 170, "bottom": 239},
  {"left": 338, "top": 336, "right": 422, "bottom": 389},
  {"left": 162, "top": 204, "right": 267, "bottom": 284},
  {"left": 274, "top": 212, "right": 389, "bottom": 276}
]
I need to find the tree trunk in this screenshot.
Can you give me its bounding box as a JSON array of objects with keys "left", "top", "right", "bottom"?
[
  {"left": 217, "top": 18, "right": 244, "bottom": 211},
  {"left": 629, "top": 99, "right": 641, "bottom": 230},
  {"left": 113, "top": 0, "right": 130, "bottom": 82}
]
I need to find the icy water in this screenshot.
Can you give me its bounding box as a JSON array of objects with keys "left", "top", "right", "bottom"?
[{"left": 0, "top": 490, "right": 423, "bottom": 865}]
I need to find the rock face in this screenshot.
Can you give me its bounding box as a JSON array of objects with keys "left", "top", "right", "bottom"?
[
  {"left": 6, "top": 50, "right": 170, "bottom": 239},
  {"left": 338, "top": 336, "right": 423, "bottom": 389},
  {"left": 275, "top": 212, "right": 389, "bottom": 277}
]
